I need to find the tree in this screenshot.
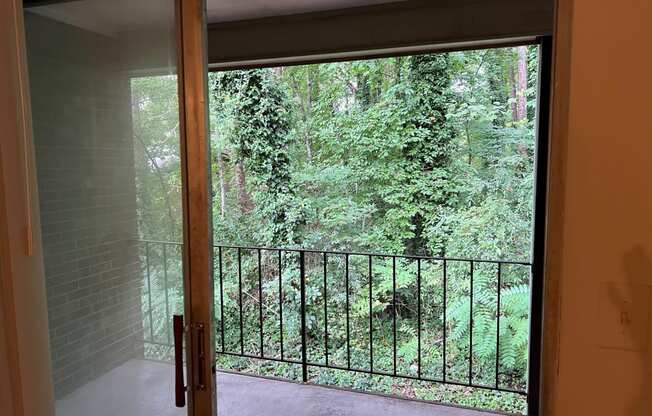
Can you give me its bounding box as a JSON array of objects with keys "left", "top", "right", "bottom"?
[
  {"left": 510, "top": 46, "right": 529, "bottom": 123},
  {"left": 402, "top": 53, "right": 458, "bottom": 255},
  {"left": 214, "top": 69, "right": 305, "bottom": 245}
]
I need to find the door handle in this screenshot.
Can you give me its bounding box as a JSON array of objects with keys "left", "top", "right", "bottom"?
[
  {"left": 193, "top": 322, "right": 206, "bottom": 391},
  {"left": 173, "top": 315, "right": 186, "bottom": 407}
]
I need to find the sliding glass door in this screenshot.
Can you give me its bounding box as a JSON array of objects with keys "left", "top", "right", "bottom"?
[{"left": 23, "top": 0, "right": 213, "bottom": 414}]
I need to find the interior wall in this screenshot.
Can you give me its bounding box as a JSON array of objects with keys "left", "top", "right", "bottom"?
[
  {"left": 24, "top": 13, "right": 143, "bottom": 399},
  {"left": 550, "top": 0, "right": 652, "bottom": 414}
]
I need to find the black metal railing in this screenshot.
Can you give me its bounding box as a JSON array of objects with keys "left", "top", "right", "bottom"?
[{"left": 139, "top": 240, "right": 531, "bottom": 397}]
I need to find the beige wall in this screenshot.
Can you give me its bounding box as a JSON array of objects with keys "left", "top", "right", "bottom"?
[{"left": 550, "top": 0, "right": 652, "bottom": 415}]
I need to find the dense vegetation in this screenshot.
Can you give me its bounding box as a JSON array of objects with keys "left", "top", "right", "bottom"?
[{"left": 133, "top": 46, "right": 540, "bottom": 414}]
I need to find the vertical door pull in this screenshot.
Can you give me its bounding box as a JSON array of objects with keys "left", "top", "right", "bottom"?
[
  {"left": 173, "top": 315, "right": 186, "bottom": 407},
  {"left": 194, "top": 322, "right": 206, "bottom": 391}
]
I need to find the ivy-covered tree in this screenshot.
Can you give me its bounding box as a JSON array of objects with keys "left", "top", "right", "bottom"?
[
  {"left": 214, "top": 69, "right": 305, "bottom": 245},
  {"left": 403, "top": 54, "right": 457, "bottom": 255}
]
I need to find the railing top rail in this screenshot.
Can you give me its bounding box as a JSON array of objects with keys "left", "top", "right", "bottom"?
[{"left": 136, "top": 239, "right": 531, "bottom": 266}]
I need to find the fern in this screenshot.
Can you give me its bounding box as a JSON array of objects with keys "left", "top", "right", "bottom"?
[{"left": 445, "top": 270, "right": 529, "bottom": 385}]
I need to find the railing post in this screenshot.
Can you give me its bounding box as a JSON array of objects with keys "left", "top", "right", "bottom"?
[
  {"left": 299, "top": 250, "right": 308, "bottom": 382},
  {"left": 163, "top": 243, "right": 171, "bottom": 345},
  {"left": 145, "top": 241, "right": 154, "bottom": 343}
]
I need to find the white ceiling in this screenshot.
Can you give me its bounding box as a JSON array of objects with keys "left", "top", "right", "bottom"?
[
  {"left": 27, "top": 0, "right": 405, "bottom": 36},
  {"left": 207, "top": 0, "right": 406, "bottom": 23},
  {"left": 28, "top": 0, "right": 175, "bottom": 36}
]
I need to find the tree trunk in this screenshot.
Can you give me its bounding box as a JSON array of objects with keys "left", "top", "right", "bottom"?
[
  {"left": 509, "top": 62, "right": 518, "bottom": 122},
  {"left": 305, "top": 72, "right": 313, "bottom": 162},
  {"left": 508, "top": 46, "right": 528, "bottom": 123},
  {"left": 356, "top": 72, "right": 372, "bottom": 108},
  {"left": 291, "top": 71, "right": 314, "bottom": 163},
  {"left": 234, "top": 161, "right": 253, "bottom": 213},
  {"left": 136, "top": 135, "right": 177, "bottom": 239},
  {"left": 516, "top": 46, "right": 528, "bottom": 122},
  {"left": 216, "top": 152, "right": 227, "bottom": 219}
]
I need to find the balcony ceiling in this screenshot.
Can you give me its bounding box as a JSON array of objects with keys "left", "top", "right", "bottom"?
[
  {"left": 207, "top": 0, "right": 407, "bottom": 23},
  {"left": 27, "top": 0, "right": 406, "bottom": 36}
]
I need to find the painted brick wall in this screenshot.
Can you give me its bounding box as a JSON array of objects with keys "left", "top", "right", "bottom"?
[{"left": 25, "top": 14, "right": 143, "bottom": 398}]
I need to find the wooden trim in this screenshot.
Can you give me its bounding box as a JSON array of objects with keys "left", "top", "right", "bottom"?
[
  {"left": 15, "top": 2, "right": 35, "bottom": 258},
  {"left": 174, "top": 2, "right": 193, "bottom": 414},
  {"left": 176, "top": 0, "right": 215, "bottom": 415},
  {"left": 525, "top": 35, "right": 554, "bottom": 416},
  {"left": 0, "top": 1, "right": 54, "bottom": 415},
  {"left": 207, "top": 0, "right": 553, "bottom": 66},
  {"left": 0, "top": 151, "right": 24, "bottom": 416},
  {"left": 540, "top": 1, "right": 574, "bottom": 415}
]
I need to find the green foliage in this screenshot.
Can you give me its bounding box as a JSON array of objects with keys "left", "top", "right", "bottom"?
[
  {"left": 133, "top": 45, "right": 540, "bottom": 414},
  {"left": 131, "top": 75, "right": 183, "bottom": 242},
  {"left": 402, "top": 53, "right": 458, "bottom": 254},
  {"left": 213, "top": 69, "right": 305, "bottom": 245}
]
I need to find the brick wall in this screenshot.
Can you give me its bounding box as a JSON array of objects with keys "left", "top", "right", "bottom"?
[{"left": 25, "top": 14, "right": 144, "bottom": 398}]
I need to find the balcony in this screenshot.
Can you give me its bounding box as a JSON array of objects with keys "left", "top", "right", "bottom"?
[
  {"left": 140, "top": 240, "right": 532, "bottom": 414},
  {"left": 56, "top": 359, "right": 496, "bottom": 416}
]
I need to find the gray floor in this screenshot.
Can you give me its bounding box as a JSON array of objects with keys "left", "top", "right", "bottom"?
[{"left": 56, "top": 360, "right": 493, "bottom": 416}]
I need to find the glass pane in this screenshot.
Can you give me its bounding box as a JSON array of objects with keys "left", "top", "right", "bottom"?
[
  {"left": 208, "top": 45, "right": 540, "bottom": 415},
  {"left": 24, "top": 1, "right": 186, "bottom": 415}
]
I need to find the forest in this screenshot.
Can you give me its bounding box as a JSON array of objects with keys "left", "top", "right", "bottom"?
[{"left": 132, "top": 45, "right": 540, "bottom": 414}]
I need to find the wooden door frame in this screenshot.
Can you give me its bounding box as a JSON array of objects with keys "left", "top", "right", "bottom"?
[
  {"left": 204, "top": 36, "right": 555, "bottom": 416},
  {"left": 176, "top": 0, "right": 215, "bottom": 415},
  {"left": 538, "top": 1, "right": 573, "bottom": 415},
  {"left": 0, "top": 1, "right": 55, "bottom": 415},
  {"left": 5, "top": 1, "right": 568, "bottom": 415},
  {"left": 1, "top": 1, "right": 216, "bottom": 415}
]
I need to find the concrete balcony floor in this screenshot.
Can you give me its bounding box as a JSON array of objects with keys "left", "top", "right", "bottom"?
[{"left": 55, "top": 359, "right": 494, "bottom": 416}]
